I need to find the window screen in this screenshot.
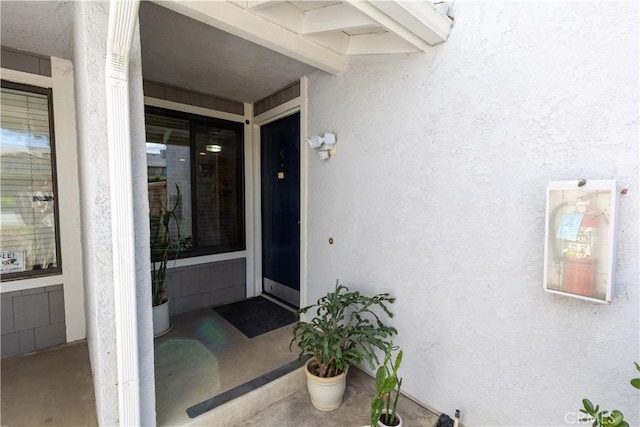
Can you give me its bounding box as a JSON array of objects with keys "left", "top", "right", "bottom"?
[{"left": 0, "top": 82, "right": 61, "bottom": 280}]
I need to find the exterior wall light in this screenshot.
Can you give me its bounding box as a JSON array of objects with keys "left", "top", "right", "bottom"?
[{"left": 306, "top": 132, "right": 336, "bottom": 160}]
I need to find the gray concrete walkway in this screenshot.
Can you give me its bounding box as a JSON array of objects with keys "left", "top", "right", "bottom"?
[
  {"left": 232, "top": 368, "right": 441, "bottom": 427},
  {"left": 0, "top": 340, "right": 97, "bottom": 427}
]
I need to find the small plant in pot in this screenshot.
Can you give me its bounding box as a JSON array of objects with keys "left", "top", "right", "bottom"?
[
  {"left": 290, "top": 280, "right": 397, "bottom": 411},
  {"left": 578, "top": 362, "right": 640, "bottom": 427},
  {"left": 371, "top": 342, "right": 403, "bottom": 427},
  {"left": 150, "top": 184, "right": 185, "bottom": 337}
]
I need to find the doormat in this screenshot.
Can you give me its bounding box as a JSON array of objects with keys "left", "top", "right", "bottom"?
[{"left": 213, "top": 296, "right": 296, "bottom": 338}]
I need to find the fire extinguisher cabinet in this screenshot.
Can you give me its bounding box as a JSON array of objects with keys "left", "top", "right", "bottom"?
[{"left": 543, "top": 180, "right": 619, "bottom": 304}]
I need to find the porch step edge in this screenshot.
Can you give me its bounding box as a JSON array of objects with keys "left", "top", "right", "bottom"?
[{"left": 183, "top": 366, "right": 306, "bottom": 426}]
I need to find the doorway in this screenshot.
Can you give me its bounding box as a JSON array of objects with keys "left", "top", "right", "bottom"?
[{"left": 260, "top": 112, "right": 300, "bottom": 307}]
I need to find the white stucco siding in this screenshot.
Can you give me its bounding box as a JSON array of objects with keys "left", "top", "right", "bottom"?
[
  {"left": 306, "top": 2, "right": 638, "bottom": 425},
  {"left": 73, "top": 1, "right": 118, "bottom": 424}
]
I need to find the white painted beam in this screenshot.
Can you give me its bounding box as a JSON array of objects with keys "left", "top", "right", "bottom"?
[
  {"left": 347, "top": 32, "right": 419, "bottom": 55},
  {"left": 252, "top": 1, "right": 305, "bottom": 33},
  {"left": 301, "top": 3, "right": 375, "bottom": 35},
  {"left": 344, "top": 1, "right": 430, "bottom": 51},
  {"left": 371, "top": 1, "right": 453, "bottom": 46},
  {"left": 306, "top": 31, "right": 350, "bottom": 55},
  {"left": 247, "top": 0, "right": 280, "bottom": 10},
  {"left": 155, "top": 0, "right": 344, "bottom": 75}
]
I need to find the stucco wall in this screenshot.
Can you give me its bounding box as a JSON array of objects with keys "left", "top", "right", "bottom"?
[
  {"left": 74, "top": 2, "right": 156, "bottom": 425},
  {"left": 306, "top": 2, "right": 639, "bottom": 425},
  {"left": 73, "top": 2, "right": 119, "bottom": 425}
]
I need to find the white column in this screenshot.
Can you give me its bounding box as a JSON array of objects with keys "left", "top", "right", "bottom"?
[
  {"left": 73, "top": 1, "right": 119, "bottom": 425},
  {"left": 105, "top": 0, "right": 142, "bottom": 425},
  {"left": 128, "top": 12, "right": 156, "bottom": 427},
  {"left": 73, "top": 1, "right": 153, "bottom": 425}
]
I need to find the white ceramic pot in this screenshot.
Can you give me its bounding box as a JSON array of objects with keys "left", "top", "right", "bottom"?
[
  {"left": 152, "top": 298, "right": 172, "bottom": 338},
  {"left": 304, "top": 357, "right": 348, "bottom": 411},
  {"left": 377, "top": 409, "right": 403, "bottom": 427}
]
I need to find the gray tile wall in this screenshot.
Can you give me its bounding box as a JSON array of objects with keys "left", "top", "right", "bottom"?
[
  {"left": 143, "top": 80, "right": 245, "bottom": 116},
  {"left": 165, "top": 258, "right": 246, "bottom": 316},
  {"left": 1, "top": 285, "right": 66, "bottom": 357},
  {"left": 1, "top": 46, "right": 52, "bottom": 77},
  {"left": 254, "top": 81, "right": 300, "bottom": 116}
]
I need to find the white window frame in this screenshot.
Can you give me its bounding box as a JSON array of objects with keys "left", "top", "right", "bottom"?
[{"left": 0, "top": 59, "right": 86, "bottom": 342}]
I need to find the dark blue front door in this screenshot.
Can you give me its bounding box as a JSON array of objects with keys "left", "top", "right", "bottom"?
[{"left": 260, "top": 113, "right": 300, "bottom": 307}]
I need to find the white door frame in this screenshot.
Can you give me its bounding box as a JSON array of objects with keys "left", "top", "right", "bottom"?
[{"left": 250, "top": 77, "right": 308, "bottom": 309}]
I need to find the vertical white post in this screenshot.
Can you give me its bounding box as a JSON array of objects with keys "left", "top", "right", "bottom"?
[
  {"left": 244, "top": 103, "right": 256, "bottom": 298},
  {"left": 299, "top": 77, "right": 309, "bottom": 311},
  {"left": 105, "top": 1, "right": 141, "bottom": 425}
]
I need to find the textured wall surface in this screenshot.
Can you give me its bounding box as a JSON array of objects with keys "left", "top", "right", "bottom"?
[
  {"left": 73, "top": 2, "right": 118, "bottom": 425},
  {"left": 0, "top": 1, "right": 73, "bottom": 60},
  {"left": 306, "top": 2, "right": 639, "bottom": 425}
]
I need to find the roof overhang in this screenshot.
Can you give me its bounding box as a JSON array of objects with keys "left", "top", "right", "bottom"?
[{"left": 153, "top": 0, "right": 454, "bottom": 75}]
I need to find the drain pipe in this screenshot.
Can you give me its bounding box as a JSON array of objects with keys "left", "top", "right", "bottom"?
[{"left": 105, "top": 0, "right": 141, "bottom": 425}]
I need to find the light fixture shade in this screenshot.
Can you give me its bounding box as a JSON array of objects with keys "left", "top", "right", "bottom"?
[
  {"left": 323, "top": 132, "right": 336, "bottom": 146},
  {"left": 308, "top": 135, "right": 323, "bottom": 149},
  {"left": 206, "top": 144, "right": 222, "bottom": 153}
]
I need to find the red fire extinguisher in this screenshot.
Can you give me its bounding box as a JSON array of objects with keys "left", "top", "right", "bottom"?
[{"left": 561, "top": 197, "right": 598, "bottom": 297}]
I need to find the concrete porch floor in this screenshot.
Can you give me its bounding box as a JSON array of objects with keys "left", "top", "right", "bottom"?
[
  {"left": 1, "top": 307, "right": 442, "bottom": 427},
  {"left": 0, "top": 340, "right": 97, "bottom": 427},
  {"left": 155, "top": 306, "right": 298, "bottom": 425},
  {"left": 231, "top": 367, "right": 442, "bottom": 427}
]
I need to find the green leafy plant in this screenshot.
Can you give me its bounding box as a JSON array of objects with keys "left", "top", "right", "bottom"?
[
  {"left": 579, "top": 399, "right": 628, "bottom": 427},
  {"left": 631, "top": 362, "right": 640, "bottom": 390},
  {"left": 290, "top": 281, "right": 397, "bottom": 378},
  {"left": 371, "top": 342, "right": 403, "bottom": 427},
  {"left": 151, "top": 184, "right": 182, "bottom": 307},
  {"left": 579, "top": 362, "right": 640, "bottom": 427}
]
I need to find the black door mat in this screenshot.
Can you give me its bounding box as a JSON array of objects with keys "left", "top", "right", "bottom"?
[
  {"left": 213, "top": 296, "right": 296, "bottom": 338},
  {"left": 186, "top": 355, "right": 310, "bottom": 419}
]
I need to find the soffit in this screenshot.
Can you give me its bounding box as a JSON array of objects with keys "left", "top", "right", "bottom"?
[
  {"left": 155, "top": 0, "right": 455, "bottom": 75},
  {"left": 0, "top": 1, "right": 74, "bottom": 60},
  {"left": 140, "top": 1, "right": 318, "bottom": 103}
]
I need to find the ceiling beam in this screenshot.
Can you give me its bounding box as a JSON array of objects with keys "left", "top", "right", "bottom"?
[
  {"left": 246, "top": 0, "right": 279, "bottom": 10},
  {"left": 301, "top": 3, "right": 375, "bottom": 35},
  {"left": 154, "top": 0, "right": 344, "bottom": 75},
  {"left": 371, "top": 1, "right": 453, "bottom": 46},
  {"left": 344, "top": 0, "right": 449, "bottom": 52},
  {"left": 347, "top": 32, "right": 419, "bottom": 55},
  {"left": 306, "top": 31, "right": 350, "bottom": 55},
  {"left": 252, "top": 1, "right": 305, "bottom": 33}
]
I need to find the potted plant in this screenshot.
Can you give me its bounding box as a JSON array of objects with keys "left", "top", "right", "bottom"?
[
  {"left": 371, "top": 342, "right": 403, "bottom": 427},
  {"left": 151, "top": 184, "right": 182, "bottom": 337},
  {"left": 577, "top": 362, "right": 640, "bottom": 427},
  {"left": 290, "top": 281, "right": 397, "bottom": 411}
]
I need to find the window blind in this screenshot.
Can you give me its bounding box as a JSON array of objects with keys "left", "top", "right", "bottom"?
[{"left": 0, "top": 85, "right": 59, "bottom": 277}]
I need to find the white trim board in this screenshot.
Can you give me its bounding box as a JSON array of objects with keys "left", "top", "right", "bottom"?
[
  {"left": 0, "top": 60, "right": 86, "bottom": 342},
  {"left": 251, "top": 80, "right": 308, "bottom": 309},
  {"left": 0, "top": 68, "right": 52, "bottom": 88},
  {"left": 144, "top": 96, "right": 245, "bottom": 123}
]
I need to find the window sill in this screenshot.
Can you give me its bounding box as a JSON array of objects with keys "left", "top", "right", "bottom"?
[
  {"left": 153, "top": 250, "right": 247, "bottom": 270},
  {"left": 1, "top": 272, "right": 64, "bottom": 293}
]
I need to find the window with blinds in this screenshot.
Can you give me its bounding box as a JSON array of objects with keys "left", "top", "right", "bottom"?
[
  {"left": 0, "top": 81, "right": 61, "bottom": 280},
  {"left": 145, "top": 107, "right": 245, "bottom": 259}
]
